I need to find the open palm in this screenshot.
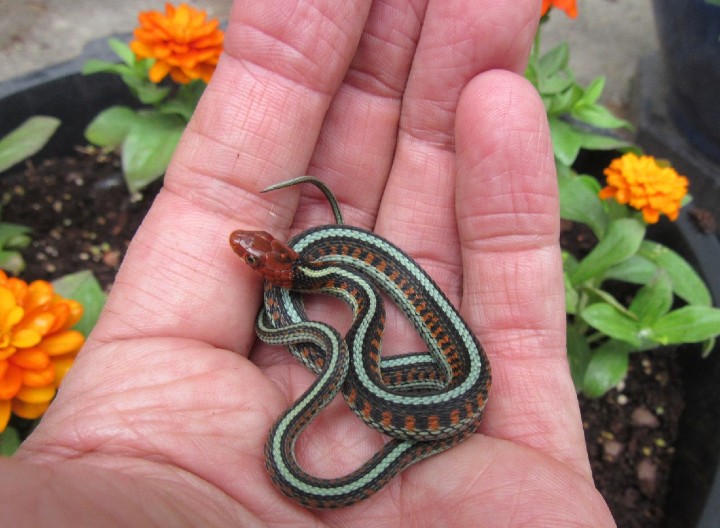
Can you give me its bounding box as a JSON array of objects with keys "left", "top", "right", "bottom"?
[{"left": 8, "top": 0, "right": 614, "bottom": 526}]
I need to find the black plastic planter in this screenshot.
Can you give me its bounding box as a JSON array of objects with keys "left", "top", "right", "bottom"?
[
  {"left": 650, "top": 214, "right": 720, "bottom": 528},
  {"left": 652, "top": 0, "right": 720, "bottom": 164},
  {"left": 0, "top": 36, "right": 137, "bottom": 166},
  {"left": 2, "top": 41, "right": 720, "bottom": 528}
]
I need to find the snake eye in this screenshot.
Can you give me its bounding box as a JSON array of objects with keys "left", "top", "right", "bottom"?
[{"left": 246, "top": 254, "right": 261, "bottom": 268}]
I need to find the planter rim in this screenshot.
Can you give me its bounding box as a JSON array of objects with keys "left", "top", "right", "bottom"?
[{"left": 0, "top": 34, "right": 130, "bottom": 101}]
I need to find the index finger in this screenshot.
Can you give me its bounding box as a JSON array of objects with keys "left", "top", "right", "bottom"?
[{"left": 90, "top": 1, "right": 373, "bottom": 351}]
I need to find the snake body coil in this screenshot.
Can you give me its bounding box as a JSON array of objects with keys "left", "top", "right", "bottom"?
[{"left": 230, "top": 177, "right": 491, "bottom": 509}]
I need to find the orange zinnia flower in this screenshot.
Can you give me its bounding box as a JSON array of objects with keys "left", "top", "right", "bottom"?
[
  {"left": 0, "top": 271, "right": 84, "bottom": 431},
  {"left": 541, "top": 0, "right": 578, "bottom": 19},
  {"left": 599, "top": 153, "right": 689, "bottom": 224},
  {"left": 130, "top": 3, "right": 224, "bottom": 84}
]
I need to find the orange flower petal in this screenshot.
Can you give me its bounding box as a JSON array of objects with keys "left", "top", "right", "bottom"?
[
  {"left": 38, "top": 330, "right": 85, "bottom": 356},
  {"left": 541, "top": 0, "right": 578, "bottom": 18},
  {"left": 149, "top": 60, "right": 172, "bottom": 83},
  {"left": 16, "top": 311, "right": 56, "bottom": 338},
  {"left": 16, "top": 385, "right": 56, "bottom": 404},
  {"left": 5, "top": 278, "right": 27, "bottom": 305},
  {"left": 51, "top": 354, "right": 75, "bottom": 387},
  {"left": 129, "top": 39, "right": 154, "bottom": 58},
  {"left": 169, "top": 68, "right": 193, "bottom": 84},
  {"left": 0, "top": 364, "right": 23, "bottom": 399},
  {"left": 12, "top": 399, "right": 50, "bottom": 420},
  {"left": 130, "top": 2, "right": 223, "bottom": 85},
  {"left": 0, "top": 347, "right": 15, "bottom": 361},
  {"left": 11, "top": 328, "right": 42, "bottom": 349},
  {"left": 0, "top": 400, "right": 10, "bottom": 432},
  {"left": 642, "top": 208, "right": 660, "bottom": 224},
  {"left": 52, "top": 355, "right": 75, "bottom": 387},
  {"left": 599, "top": 153, "right": 687, "bottom": 224},
  {"left": 9, "top": 347, "right": 49, "bottom": 370},
  {"left": 26, "top": 281, "right": 54, "bottom": 311},
  {"left": 22, "top": 363, "right": 56, "bottom": 388},
  {"left": 65, "top": 300, "right": 84, "bottom": 329},
  {"left": 0, "top": 288, "right": 23, "bottom": 330}
]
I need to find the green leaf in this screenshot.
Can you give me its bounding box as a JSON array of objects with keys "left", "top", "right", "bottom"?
[
  {"left": 538, "top": 43, "right": 569, "bottom": 77},
  {"left": 122, "top": 113, "right": 185, "bottom": 193},
  {"left": 84, "top": 106, "right": 139, "bottom": 148},
  {"left": 87, "top": 44, "right": 169, "bottom": 106},
  {"left": 0, "top": 250, "right": 25, "bottom": 275},
  {"left": 628, "top": 271, "right": 674, "bottom": 325},
  {"left": 525, "top": 61, "right": 539, "bottom": 87},
  {"left": 637, "top": 241, "right": 712, "bottom": 306},
  {"left": 579, "top": 77, "right": 606, "bottom": 106},
  {"left": 107, "top": 38, "right": 136, "bottom": 66},
  {"left": 124, "top": 75, "right": 171, "bottom": 105},
  {"left": 549, "top": 117, "right": 583, "bottom": 166},
  {"left": 0, "top": 221, "right": 31, "bottom": 247},
  {"left": 581, "top": 302, "right": 642, "bottom": 347},
  {"left": 576, "top": 131, "right": 633, "bottom": 152},
  {"left": 585, "top": 287, "right": 636, "bottom": 318},
  {"left": 0, "top": 116, "right": 61, "bottom": 173},
  {"left": 604, "top": 254, "right": 659, "bottom": 284},
  {"left": 0, "top": 427, "right": 21, "bottom": 457},
  {"left": 565, "top": 271, "right": 579, "bottom": 314},
  {"left": 562, "top": 250, "right": 579, "bottom": 272},
  {"left": 545, "top": 83, "right": 582, "bottom": 115},
  {"left": 540, "top": 74, "right": 574, "bottom": 97},
  {"left": 582, "top": 340, "right": 631, "bottom": 398},
  {"left": 567, "top": 325, "right": 592, "bottom": 390},
  {"left": 652, "top": 306, "right": 720, "bottom": 345},
  {"left": 158, "top": 80, "right": 206, "bottom": 121},
  {"left": 558, "top": 173, "right": 608, "bottom": 238},
  {"left": 702, "top": 337, "right": 716, "bottom": 358},
  {"left": 570, "top": 218, "right": 645, "bottom": 285},
  {"left": 571, "top": 103, "right": 633, "bottom": 131},
  {"left": 52, "top": 271, "right": 106, "bottom": 337},
  {"left": 82, "top": 59, "right": 129, "bottom": 76}
]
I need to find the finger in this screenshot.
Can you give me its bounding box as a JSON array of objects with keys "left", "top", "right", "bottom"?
[
  {"left": 256, "top": 0, "right": 431, "bottom": 368},
  {"left": 375, "top": 0, "right": 539, "bottom": 303},
  {"left": 368, "top": 0, "right": 538, "bottom": 353},
  {"left": 91, "top": 1, "right": 373, "bottom": 352},
  {"left": 455, "top": 71, "right": 591, "bottom": 478},
  {"left": 290, "top": 0, "right": 428, "bottom": 231}
]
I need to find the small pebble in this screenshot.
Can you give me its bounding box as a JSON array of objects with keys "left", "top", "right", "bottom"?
[
  {"left": 631, "top": 406, "right": 660, "bottom": 428},
  {"left": 603, "top": 440, "right": 624, "bottom": 461},
  {"left": 102, "top": 250, "right": 121, "bottom": 268},
  {"left": 637, "top": 458, "right": 658, "bottom": 496}
]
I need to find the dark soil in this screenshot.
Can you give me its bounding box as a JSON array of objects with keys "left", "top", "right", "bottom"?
[
  {"left": 579, "top": 352, "right": 684, "bottom": 527},
  {"left": 1, "top": 148, "right": 161, "bottom": 288},
  {"left": 1, "top": 149, "right": 687, "bottom": 527}
]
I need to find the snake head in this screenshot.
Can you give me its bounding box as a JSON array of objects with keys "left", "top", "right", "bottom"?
[{"left": 229, "top": 230, "right": 299, "bottom": 287}]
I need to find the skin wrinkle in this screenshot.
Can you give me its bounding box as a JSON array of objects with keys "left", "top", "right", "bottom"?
[
  {"left": 192, "top": 60, "right": 313, "bottom": 158},
  {"left": 345, "top": 11, "right": 421, "bottom": 96},
  {"left": 225, "top": 2, "right": 364, "bottom": 96}
]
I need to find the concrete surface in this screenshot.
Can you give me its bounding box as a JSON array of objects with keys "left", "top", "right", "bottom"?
[
  {"left": 0, "top": 0, "right": 658, "bottom": 109},
  {"left": 0, "top": 0, "right": 233, "bottom": 80}
]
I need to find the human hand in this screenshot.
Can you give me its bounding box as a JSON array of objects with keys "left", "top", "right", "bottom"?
[{"left": 5, "top": 0, "right": 615, "bottom": 526}]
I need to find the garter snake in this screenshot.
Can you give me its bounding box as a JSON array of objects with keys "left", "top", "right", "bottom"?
[{"left": 230, "top": 176, "right": 491, "bottom": 509}]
